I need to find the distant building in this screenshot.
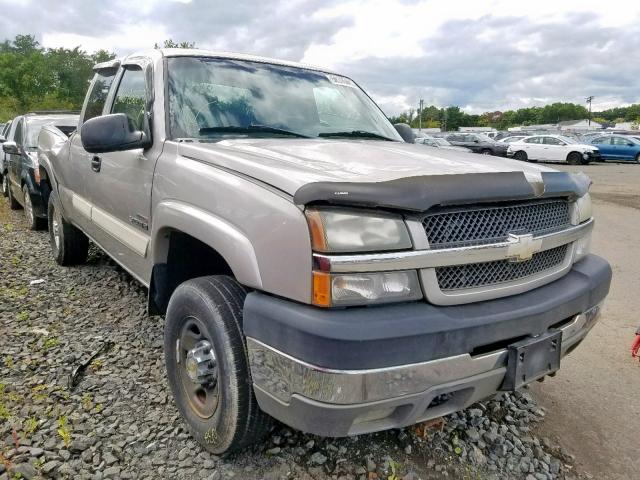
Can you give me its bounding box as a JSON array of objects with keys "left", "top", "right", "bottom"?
[
  {"left": 612, "top": 122, "right": 637, "bottom": 131},
  {"left": 557, "top": 119, "right": 602, "bottom": 130},
  {"left": 508, "top": 124, "right": 559, "bottom": 132},
  {"left": 413, "top": 128, "right": 441, "bottom": 137},
  {"left": 458, "top": 127, "right": 497, "bottom": 132}
]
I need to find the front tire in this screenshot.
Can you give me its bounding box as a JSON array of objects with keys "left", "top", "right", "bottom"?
[
  {"left": 567, "top": 152, "right": 583, "bottom": 165},
  {"left": 514, "top": 150, "right": 528, "bottom": 161},
  {"left": 23, "top": 185, "right": 45, "bottom": 230},
  {"left": 480, "top": 149, "right": 492, "bottom": 155},
  {"left": 164, "top": 276, "right": 271, "bottom": 454},
  {"left": 48, "top": 190, "right": 89, "bottom": 265}
]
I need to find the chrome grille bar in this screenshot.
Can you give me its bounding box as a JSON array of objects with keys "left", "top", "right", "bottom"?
[{"left": 314, "top": 219, "right": 593, "bottom": 273}]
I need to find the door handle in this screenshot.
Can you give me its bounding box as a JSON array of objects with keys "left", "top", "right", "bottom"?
[{"left": 91, "top": 156, "right": 101, "bottom": 173}]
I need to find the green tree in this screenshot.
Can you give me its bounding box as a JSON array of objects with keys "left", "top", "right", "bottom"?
[{"left": 154, "top": 39, "right": 196, "bottom": 49}]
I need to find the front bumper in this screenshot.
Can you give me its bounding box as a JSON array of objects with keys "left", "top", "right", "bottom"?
[{"left": 245, "top": 255, "right": 611, "bottom": 436}]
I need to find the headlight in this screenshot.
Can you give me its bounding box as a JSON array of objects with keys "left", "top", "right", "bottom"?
[
  {"left": 574, "top": 193, "right": 592, "bottom": 224},
  {"left": 306, "top": 208, "right": 412, "bottom": 253},
  {"left": 312, "top": 270, "right": 422, "bottom": 307}
]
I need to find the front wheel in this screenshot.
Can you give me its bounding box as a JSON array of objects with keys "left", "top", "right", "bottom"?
[
  {"left": 480, "top": 149, "right": 492, "bottom": 155},
  {"left": 567, "top": 152, "right": 583, "bottom": 165},
  {"left": 23, "top": 185, "right": 45, "bottom": 230},
  {"left": 164, "top": 276, "right": 272, "bottom": 454},
  {"left": 48, "top": 190, "right": 89, "bottom": 265},
  {"left": 513, "top": 150, "right": 528, "bottom": 161}
]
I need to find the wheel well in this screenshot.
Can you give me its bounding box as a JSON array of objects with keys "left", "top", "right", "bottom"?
[
  {"left": 148, "top": 230, "right": 233, "bottom": 315},
  {"left": 39, "top": 167, "right": 52, "bottom": 209}
]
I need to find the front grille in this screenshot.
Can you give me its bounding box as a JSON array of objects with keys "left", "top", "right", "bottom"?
[
  {"left": 436, "top": 244, "right": 569, "bottom": 291},
  {"left": 422, "top": 199, "right": 570, "bottom": 249}
]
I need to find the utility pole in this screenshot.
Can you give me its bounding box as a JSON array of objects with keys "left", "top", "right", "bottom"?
[
  {"left": 586, "top": 96, "right": 594, "bottom": 126},
  {"left": 419, "top": 99, "right": 424, "bottom": 131}
]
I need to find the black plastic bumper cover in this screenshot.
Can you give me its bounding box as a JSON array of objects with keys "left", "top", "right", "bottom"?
[{"left": 243, "top": 255, "right": 611, "bottom": 370}]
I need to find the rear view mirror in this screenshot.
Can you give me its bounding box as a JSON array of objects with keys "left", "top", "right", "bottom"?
[
  {"left": 2, "top": 141, "right": 18, "bottom": 154},
  {"left": 393, "top": 123, "right": 415, "bottom": 143},
  {"left": 81, "top": 113, "right": 150, "bottom": 154}
]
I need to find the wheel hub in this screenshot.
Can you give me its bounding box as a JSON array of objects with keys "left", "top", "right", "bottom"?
[{"left": 185, "top": 340, "right": 217, "bottom": 386}]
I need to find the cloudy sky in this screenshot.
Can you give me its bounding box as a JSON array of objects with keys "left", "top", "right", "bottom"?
[{"left": 2, "top": 0, "right": 639, "bottom": 116}]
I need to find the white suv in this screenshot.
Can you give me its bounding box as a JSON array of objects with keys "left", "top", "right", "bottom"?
[{"left": 507, "top": 134, "right": 601, "bottom": 164}]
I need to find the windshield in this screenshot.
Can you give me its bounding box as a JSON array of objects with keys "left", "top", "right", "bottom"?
[
  {"left": 167, "top": 57, "right": 401, "bottom": 141},
  {"left": 434, "top": 138, "right": 451, "bottom": 146},
  {"left": 475, "top": 134, "right": 493, "bottom": 142}
]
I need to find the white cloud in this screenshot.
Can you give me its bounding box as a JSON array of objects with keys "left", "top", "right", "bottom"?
[{"left": 2, "top": 0, "right": 640, "bottom": 115}]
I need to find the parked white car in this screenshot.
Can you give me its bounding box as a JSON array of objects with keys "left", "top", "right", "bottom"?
[{"left": 507, "top": 135, "right": 601, "bottom": 164}]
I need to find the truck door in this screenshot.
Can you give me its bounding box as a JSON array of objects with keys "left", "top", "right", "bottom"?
[
  {"left": 82, "top": 62, "right": 157, "bottom": 279},
  {"left": 61, "top": 69, "right": 117, "bottom": 230}
]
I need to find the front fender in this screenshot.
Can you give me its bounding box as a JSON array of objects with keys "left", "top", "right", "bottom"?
[{"left": 151, "top": 200, "right": 263, "bottom": 289}]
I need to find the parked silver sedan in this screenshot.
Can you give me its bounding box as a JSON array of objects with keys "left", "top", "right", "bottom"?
[{"left": 415, "top": 135, "right": 471, "bottom": 152}]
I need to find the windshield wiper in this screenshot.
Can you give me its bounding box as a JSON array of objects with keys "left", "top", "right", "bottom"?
[
  {"left": 199, "top": 125, "right": 309, "bottom": 138},
  {"left": 318, "top": 130, "right": 395, "bottom": 141}
]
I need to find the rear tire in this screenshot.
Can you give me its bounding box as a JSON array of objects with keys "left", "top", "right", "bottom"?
[
  {"left": 514, "top": 150, "right": 528, "bottom": 161},
  {"left": 23, "top": 185, "right": 45, "bottom": 230},
  {"left": 164, "top": 276, "right": 272, "bottom": 454},
  {"left": 7, "top": 180, "right": 20, "bottom": 210},
  {"left": 567, "top": 152, "right": 583, "bottom": 165},
  {"left": 48, "top": 190, "right": 89, "bottom": 265}
]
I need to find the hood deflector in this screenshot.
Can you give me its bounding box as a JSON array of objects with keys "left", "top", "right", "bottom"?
[{"left": 293, "top": 171, "right": 591, "bottom": 212}]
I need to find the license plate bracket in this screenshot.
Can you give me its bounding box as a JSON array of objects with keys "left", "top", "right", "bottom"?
[{"left": 501, "top": 330, "right": 562, "bottom": 391}]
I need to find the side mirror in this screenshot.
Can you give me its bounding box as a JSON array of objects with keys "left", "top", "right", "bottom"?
[
  {"left": 628, "top": 143, "right": 634, "bottom": 147},
  {"left": 2, "top": 141, "right": 18, "bottom": 155},
  {"left": 81, "top": 113, "right": 150, "bottom": 154},
  {"left": 393, "top": 123, "right": 415, "bottom": 143}
]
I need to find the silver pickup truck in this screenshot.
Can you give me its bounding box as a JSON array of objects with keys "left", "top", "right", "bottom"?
[{"left": 38, "top": 48, "right": 611, "bottom": 454}]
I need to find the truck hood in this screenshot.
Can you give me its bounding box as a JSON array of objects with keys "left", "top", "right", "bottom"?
[{"left": 177, "top": 138, "right": 557, "bottom": 196}]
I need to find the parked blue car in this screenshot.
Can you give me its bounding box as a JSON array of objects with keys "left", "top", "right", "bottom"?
[{"left": 590, "top": 134, "right": 640, "bottom": 163}]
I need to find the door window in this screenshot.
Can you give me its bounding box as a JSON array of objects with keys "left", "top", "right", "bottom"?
[
  {"left": 82, "top": 71, "right": 117, "bottom": 123},
  {"left": 591, "top": 136, "right": 610, "bottom": 144},
  {"left": 111, "top": 67, "right": 147, "bottom": 131},
  {"left": 611, "top": 136, "right": 632, "bottom": 146},
  {"left": 524, "top": 137, "right": 542, "bottom": 144},
  {"left": 13, "top": 119, "right": 24, "bottom": 146},
  {"left": 543, "top": 137, "right": 564, "bottom": 145}
]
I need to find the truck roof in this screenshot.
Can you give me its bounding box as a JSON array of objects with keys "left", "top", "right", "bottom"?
[{"left": 94, "top": 48, "right": 338, "bottom": 76}]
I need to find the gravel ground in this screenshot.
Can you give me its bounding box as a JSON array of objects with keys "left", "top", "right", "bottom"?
[{"left": 0, "top": 194, "right": 583, "bottom": 480}]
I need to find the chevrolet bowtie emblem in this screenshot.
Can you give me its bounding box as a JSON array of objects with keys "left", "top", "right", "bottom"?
[{"left": 507, "top": 233, "right": 542, "bottom": 262}]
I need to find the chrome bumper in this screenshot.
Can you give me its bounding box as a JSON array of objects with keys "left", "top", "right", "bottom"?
[{"left": 248, "top": 304, "right": 601, "bottom": 407}]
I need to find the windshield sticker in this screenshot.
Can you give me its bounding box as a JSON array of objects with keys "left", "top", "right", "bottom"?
[{"left": 326, "top": 74, "right": 357, "bottom": 88}]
